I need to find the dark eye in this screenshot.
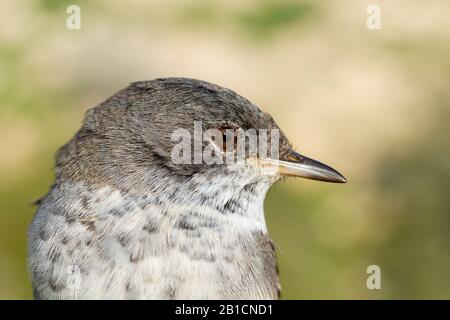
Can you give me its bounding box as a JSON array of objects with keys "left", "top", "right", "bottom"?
[{"left": 219, "top": 126, "right": 238, "bottom": 152}]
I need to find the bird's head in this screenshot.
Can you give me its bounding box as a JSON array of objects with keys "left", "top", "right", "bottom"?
[{"left": 56, "top": 78, "right": 345, "bottom": 199}]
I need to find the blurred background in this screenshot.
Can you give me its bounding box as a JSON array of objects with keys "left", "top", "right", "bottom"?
[{"left": 1, "top": 0, "right": 449, "bottom": 299}]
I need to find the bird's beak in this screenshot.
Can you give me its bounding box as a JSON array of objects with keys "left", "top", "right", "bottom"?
[{"left": 256, "top": 150, "right": 347, "bottom": 183}]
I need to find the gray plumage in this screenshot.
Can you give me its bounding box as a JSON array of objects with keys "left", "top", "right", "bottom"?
[{"left": 28, "top": 77, "right": 296, "bottom": 299}]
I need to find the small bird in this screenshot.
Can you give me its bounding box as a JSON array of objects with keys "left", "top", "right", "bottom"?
[{"left": 28, "top": 78, "right": 345, "bottom": 299}]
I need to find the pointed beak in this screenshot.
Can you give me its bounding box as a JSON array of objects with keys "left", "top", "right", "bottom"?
[{"left": 258, "top": 150, "right": 347, "bottom": 183}]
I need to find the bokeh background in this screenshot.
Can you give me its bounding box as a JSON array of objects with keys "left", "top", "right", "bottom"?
[{"left": 1, "top": 0, "right": 449, "bottom": 299}]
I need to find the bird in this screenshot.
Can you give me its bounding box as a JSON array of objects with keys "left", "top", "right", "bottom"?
[{"left": 28, "top": 77, "right": 346, "bottom": 299}]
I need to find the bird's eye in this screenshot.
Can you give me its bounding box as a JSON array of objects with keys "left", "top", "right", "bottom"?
[{"left": 218, "top": 126, "right": 238, "bottom": 152}]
